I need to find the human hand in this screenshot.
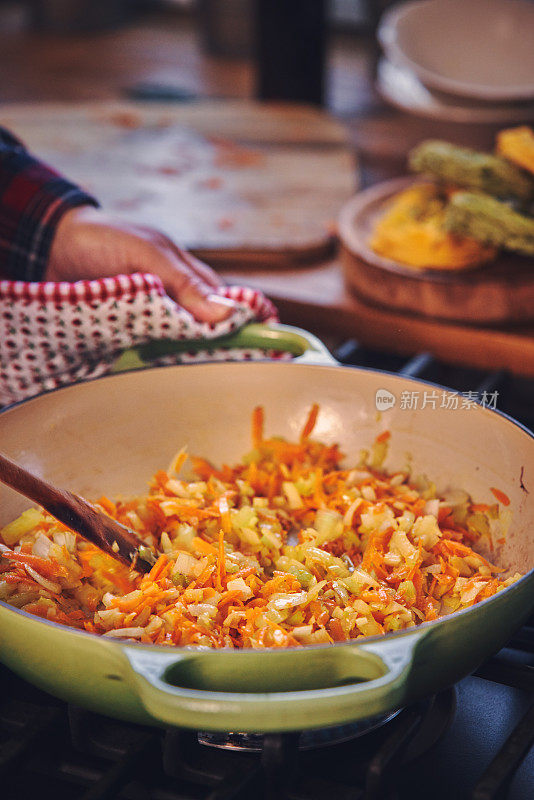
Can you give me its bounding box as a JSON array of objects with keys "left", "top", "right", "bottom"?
[{"left": 45, "top": 206, "right": 236, "bottom": 324}]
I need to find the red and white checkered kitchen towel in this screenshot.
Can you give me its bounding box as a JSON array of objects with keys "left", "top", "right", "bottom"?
[{"left": 0, "top": 273, "right": 279, "bottom": 407}]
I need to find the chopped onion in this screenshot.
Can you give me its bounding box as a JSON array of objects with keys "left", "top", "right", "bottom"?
[
  {"left": 188, "top": 603, "right": 218, "bottom": 618},
  {"left": 282, "top": 482, "right": 304, "bottom": 510},
  {"left": 226, "top": 577, "right": 253, "bottom": 599},
  {"left": 424, "top": 499, "right": 440, "bottom": 518},
  {"left": 32, "top": 533, "right": 52, "bottom": 559},
  {"left": 24, "top": 565, "right": 60, "bottom": 593},
  {"left": 291, "top": 625, "right": 313, "bottom": 640},
  {"left": 343, "top": 498, "right": 364, "bottom": 527},
  {"left": 173, "top": 551, "right": 204, "bottom": 578},
  {"left": 269, "top": 592, "right": 308, "bottom": 611},
  {"left": 104, "top": 627, "right": 145, "bottom": 638}
]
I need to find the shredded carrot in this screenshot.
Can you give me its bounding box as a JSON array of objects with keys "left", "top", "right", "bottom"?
[
  {"left": 252, "top": 405, "right": 264, "bottom": 449},
  {"left": 218, "top": 496, "right": 232, "bottom": 534},
  {"left": 328, "top": 618, "right": 347, "bottom": 642},
  {"left": 490, "top": 487, "right": 511, "bottom": 506},
  {"left": 192, "top": 537, "right": 218, "bottom": 556},
  {"left": 193, "top": 564, "right": 215, "bottom": 588},
  {"left": 3, "top": 572, "right": 38, "bottom": 586},
  {"left": 147, "top": 554, "right": 168, "bottom": 582},
  {"left": 97, "top": 496, "right": 116, "bottom": 516},
  {"left": 100, "top": 569, "right": 135, "bottom": 594},
  {"left": 300, "top": 403, "right": 319, "bottom": 442},
  {"left": 230, "top": 566, "right": 257, "bottom": 581},
  {"left": 0, "top": 549, "right": 69, "bottom": 580},
  {"left": 190, "top": 457, "right": 220, "bottom": 481},
  {"left": 0, "top": 405, "right": 518, "bottom": 650},
  {"left": 169, "top": 448, "right": 188, "bottom": 475},
  {"left": 218, "top": 529, "right": 226, "bottom": 589},
  {"left": 376, "top": 430, "right": 391, "bottom": 444}
]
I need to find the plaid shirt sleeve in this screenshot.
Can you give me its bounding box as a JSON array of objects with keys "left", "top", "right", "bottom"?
[{"left": 0, "top": 126, "right": 99, "bottom": 282}]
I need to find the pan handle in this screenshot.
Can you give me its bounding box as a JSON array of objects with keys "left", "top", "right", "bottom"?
[
  {"left": 120, "top": 631, "right": 425, "bottom": 732},
  {"left": 111, "top": 322, "right": 337, "bottom": 373}
]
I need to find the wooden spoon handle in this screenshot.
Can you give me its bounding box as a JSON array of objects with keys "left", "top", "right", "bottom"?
[{"left": 0, "top": 452, "right": 152, "bottom": 572}]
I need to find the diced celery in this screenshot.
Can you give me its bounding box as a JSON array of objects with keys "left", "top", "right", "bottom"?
[
  {"left": 239, "top": 527, "right": 262, "bottom": 546},
  {"left": 467, "top": 512, "right": 490, "bottom": 538},
  {"left": 412, "top": 515, "right": 441, "bottom": 549},
  {"left": 294, "top": 476, "right": 315, "bottom": 497},
  {"left": 174, "top": 523, "right": 196, "bottom": 550},
  {"left": 242, "top": 449, "right": 261, "bottom": 464},
  {"left": 173, "top": 551, "right": 203, "bottom": 578},
  {"left": 232, "top": 506, "right": 258, "bottom": 531},
  {"left": 370, "top": 440, "right": 388, "bottom": 469},
  {"left": 1, "top": 508, "right": 44, "bottom": 546},
  {"left": 383, "top": 614, "right": 404, "bottom": 632},
  {"left": 315, "top": 509, "right": 343, "bottom": 541},
  {"left": 260, "top": 529, "right": 282, "bottom": 550},
  {"left": 172, "top": 573, "right": 191, "bottom": 587},
  {"left": 282, "top": 482, "right": 304, "bottom": 510},
  {"left": 397, "top": 580, "right": 416, "bottom": 603},
  {"left": 287, "top": 609, "right": 306, "bottom": 625}
]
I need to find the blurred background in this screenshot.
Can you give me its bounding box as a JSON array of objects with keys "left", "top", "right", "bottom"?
[
  {"left": 0, "top": 0, "right": 533, "bottom": 359},
  {"left": 0, "top": 0, "right": 533, "bottom": 372},
  {"left": 0, "top": 0, "right": 482, "bottom": 179},
  {"left": 0, "top": 0, "right": 378, "bottom": 109},
  {"left": 1, "top": 0, "right": 521, "bottom": 204}
]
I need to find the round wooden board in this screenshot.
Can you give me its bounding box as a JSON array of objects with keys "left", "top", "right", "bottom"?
[{"left": 338, "top": 177, "right": 534, "bottom": 325}]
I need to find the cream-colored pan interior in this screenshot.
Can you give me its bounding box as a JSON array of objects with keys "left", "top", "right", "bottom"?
[{"left": 0, "top": 362, "right": 532, "bottom": 576}]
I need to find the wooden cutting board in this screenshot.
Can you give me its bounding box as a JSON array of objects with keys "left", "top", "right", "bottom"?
[{"left": 0, "top": 100, "right": 357, "bottom": 269}]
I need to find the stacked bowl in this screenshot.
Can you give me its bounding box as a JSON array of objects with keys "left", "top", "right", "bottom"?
[{"left": 377, "top": 0, "right": 534, "bottom": 123}]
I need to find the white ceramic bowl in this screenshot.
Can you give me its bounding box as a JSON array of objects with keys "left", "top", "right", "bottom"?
[
  {"left": 378, "top": 0, "right": 534, "bottom": 102},
  {"left": 377, "top": 58, "right": 534, "bottom": 124}
]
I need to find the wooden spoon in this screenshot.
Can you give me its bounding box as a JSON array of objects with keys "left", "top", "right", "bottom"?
[{"left": 0, "top": 453, "right": 157, "bottom": 573}]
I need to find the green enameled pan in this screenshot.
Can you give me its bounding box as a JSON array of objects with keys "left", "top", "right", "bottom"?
[{"left": 0, "top": 323, "right": 533, "bottom": 732}]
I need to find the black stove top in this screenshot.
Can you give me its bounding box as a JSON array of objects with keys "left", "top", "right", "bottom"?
[{"left": 1, "top": 342, "right": 533, "bottom": 800}]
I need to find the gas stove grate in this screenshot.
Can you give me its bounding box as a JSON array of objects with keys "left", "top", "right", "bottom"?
[
  {"left": 0, "top": 674, "right": 457, "bottom": 800},
  {"left": 1, "top": 644, "right": 532, "bottom": 800}
]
